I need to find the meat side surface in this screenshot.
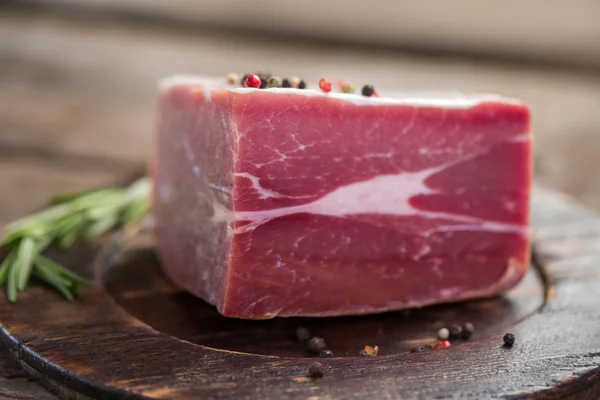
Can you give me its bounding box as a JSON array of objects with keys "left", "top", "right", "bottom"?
[{"left": 152, "top": 76, "right": 532, "bottom": 319}]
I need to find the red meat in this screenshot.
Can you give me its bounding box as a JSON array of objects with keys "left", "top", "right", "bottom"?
[{"left": 152, "top": 76, "right": 532, "bottom": 319}]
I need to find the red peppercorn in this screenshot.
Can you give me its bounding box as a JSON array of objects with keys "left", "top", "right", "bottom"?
[
  {"left": 245, "top": 74, "right": 261, "bottom": 88},
  {"left": 433, "top": 340, "right": 451, "bottom": 350},
  {"left": 319, "top": 78, "right": 333, "bottom": 93},
  {"left": 373, "top": 90, "right": 380, "bottom": 98}
]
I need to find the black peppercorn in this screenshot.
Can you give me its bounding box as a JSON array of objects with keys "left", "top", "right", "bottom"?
[
  {"left": 448, "top": 324, "right": 462, "bottom": 340},
  {"left": 361, "top": 85, "right": 375, "bottom": 97},
  {"left": 296, "top": 327, "right": 311, "bottom": 341},
  {"left": 319, "top": 349, "right": 333, "bottom": 358},
  {"left": 282, "top": 78, "right": 292, "bottom": 88},
  {"left": 308, "top": 362, "right": 325, "bottom": 378},
  {"left": 298, "top": 80, "right": 307, "bottom": 89},
  {"left": 256, "top": 72, "right": 271, "bottom": 81},
  {"left": 307, "top": 337, "right": 327, "bottom": 353},
  {"left": 260, "top": 79, "right": 267, "bottom": 89},
  {"left": 240, "top": 74, "right": 249, "bottom": 86},
  {"left": 462, "top": 322, "right": 475, "bottom": 340},
  {"left": 503, "top": 333, "right": 515, "bottom": 347}
]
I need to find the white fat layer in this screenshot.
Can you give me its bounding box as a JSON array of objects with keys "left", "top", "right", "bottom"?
[
  {"left": 233, "top": 137, "right": 530, "bottom": 236},
  {"left": 159, "top": 75, "right": 524, "bottom": 108},
  {"left": 234, "top": 172, "right": 313, "bottom": 200}
]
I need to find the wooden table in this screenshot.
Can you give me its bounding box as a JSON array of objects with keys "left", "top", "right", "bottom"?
[{"left": 1, "top": 6, "right": 600, "bottom": 399}]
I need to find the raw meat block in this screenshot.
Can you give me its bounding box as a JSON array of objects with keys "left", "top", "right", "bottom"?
[{"left": 152, "top": 76, "right": 532, "bottom": 319}]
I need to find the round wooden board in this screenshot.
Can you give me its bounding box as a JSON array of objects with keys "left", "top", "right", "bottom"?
[{"left": 2, "top": 185, "right": 600, "bottom": 400}]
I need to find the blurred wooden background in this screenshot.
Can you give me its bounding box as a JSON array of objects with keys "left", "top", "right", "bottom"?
[
  {"left": 0, "top": 1, "right": 599, "bottom": 398},
  {"left": 20, "top": 0, "right": 600, "bottom": 68}
]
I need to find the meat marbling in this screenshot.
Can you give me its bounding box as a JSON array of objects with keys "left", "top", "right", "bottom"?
[{"left": 152, "top": 76, "right": 532, "bottom": 319}]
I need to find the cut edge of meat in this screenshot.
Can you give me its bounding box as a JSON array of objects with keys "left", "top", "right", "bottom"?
[{"left": 153, "top": 81, "right": 237, "bottom": 312}]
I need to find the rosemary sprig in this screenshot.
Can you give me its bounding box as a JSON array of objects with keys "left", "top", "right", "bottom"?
[{"left": 0, "top": 177, "right": 151, "bottom": 302}]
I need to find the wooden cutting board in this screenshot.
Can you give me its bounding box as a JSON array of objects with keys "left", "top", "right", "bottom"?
[{"left": 2, "top": 185, "right": 600, "bottom": 400}]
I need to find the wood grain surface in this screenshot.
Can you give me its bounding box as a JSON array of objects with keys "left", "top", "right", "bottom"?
[
  {"left": 2, "top": 186, "right": 600, "bottom": 399},
  {"left": 1, "top": 3, "right": 600, "bottom": 399}
]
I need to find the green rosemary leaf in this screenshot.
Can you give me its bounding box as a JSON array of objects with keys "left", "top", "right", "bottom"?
[
  {"left": 1, "top": 176, "right": 151, "bottom": 302},
  {"left": 0, "top": 249, "right": 17, "bottom": 286},
  {"left": 55, "top": 217, "right": 88, "bottom": 248},
  {"left": 51, "top": 187, "right": 102, "bottom": 205},
  {"left": 36, "top": 237, "right": 52, "bottom": 252},
  {"left": 53, "top": 213, "right": 85, "bottom": 234},
  {"left": 17, "top": 237, "right": 37, "bottom": 291},
  {"left": 34, "top": 259, "right": 73, "bottom": 287},
  {"left": 84, "top": 214, "right": 119, "bottom": 240},
  {"left": 121, "top": 200, "right": 149, "bottom": 225},
  {"left": 0, "top": 232, "right": 21, "bottom": 249},
  {"left": 127, "top": 177, "right": 151, "bottom": 197},
  {"left": 121, "top": 178, "right": 151, "bottom": 224},
  {"left": 6, "top": 203, "right": 72, "bottom": 232},
  {"left": 87, "top": 202, "right": 124, "bottom": 221},
  {"left": 7, "top": 260, "right": 19, "bottom": 303},
  {"left": 33, "top": 262, "right": 73, "bottom": 301},
  {"left": 70, "top": 189, "right": 122, "bottom": 210},
  {"left": 4, "top": 226, "right": 47, "bottom": 244},
  {"left": 58, "top": 226, "right": 81, "bottom": 249},
  {"left": 35, "top": 255, "right": 92, "bottom": 286}
]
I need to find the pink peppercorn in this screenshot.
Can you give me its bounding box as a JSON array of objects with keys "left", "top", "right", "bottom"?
[
  {"left": 319, "top": 78, "right": 333, "bottom": 93},
  {"left": 433, "top": 340, "right": 451, "bottom": 350},
  {"left": 245, "top": 74, "right": 261, "bottom": 88}
]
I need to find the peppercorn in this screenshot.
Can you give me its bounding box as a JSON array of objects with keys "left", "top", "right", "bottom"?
[
  {"left": 433, "top": 340, "right": 451, "bottom": 350},
  {"left": 503, "top": 333, "right": 515, "bottom": 347},
  {"left": 267, "top": 76, "right": 282, "bottom": 88},
  {"left": 260, "top": 78, "right": 267, "bottom": 89},
  {"left": 307, "top": 337, "right": 327, "bottom": 353},
  {"left": 240, "top": 74, "right": 249, "bottom": 86},
  {"left": 438, "top": 327, "right": 450, "bottom": 340},
  {"left": 281, "top": 78, "right": 292, "bottom": 88},
  {"left": 298, "top": 80, "right": 307, "bottom": 89},
  {"left": 318, "top": 78, "right": 332, "bottom": 93},
  {"left": 226, "top": 72, "right": 238, "bottom": 85},
  {"left": 359, "top": 345, "right": 379, "bottom": 357},
  {"left": 308, "top": 362, "right": 325, "bottom": 379},
  {"left": 244, "top": 74, "right": 261, "bottom": 88},
  {"left": 256, "top": 72, "right": 271, "bottom": 81},
  {"left": 341, "top": 83, "right": 355, "bottom": 94},
  {"left": 448, "top": 324, "right": 462, "bottom": 340},
  {"left": 319, "top": 349, "right": 333, "bottom": 358},
  {"left": 290, "top": 76, "right": 300, "bottom": 88},
  {"left": 410, "top": 344, "right": 433, "bottom": 353},
  {"left": 296, "top": 327, "right": 310, "bottom": 341},
  {"left": 361, "top": 85, "right": 375, "bottom": 97},
  {"left": 462, "top": 322, "right": 475, "bottom": 340}
]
